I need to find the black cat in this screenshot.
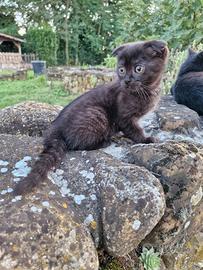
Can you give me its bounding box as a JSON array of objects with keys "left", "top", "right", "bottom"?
[
  {"left": 172, "top": 48, "right": 203, "bottom": 115},
  {"left": 14, "top": 40, "right": 168, "bottom": 195}
]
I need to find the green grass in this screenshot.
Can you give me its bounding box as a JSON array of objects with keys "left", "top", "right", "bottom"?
[
  {"left": 0, "top": 73, "right": 79, "bottom": 109},
  {"left": 0, "top": 69, "right": 16, "bottom": 76}
]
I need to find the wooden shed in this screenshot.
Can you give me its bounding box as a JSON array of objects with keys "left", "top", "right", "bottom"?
[
  {"left": 0, "top": 32, "right": 25, "bottom": 69},
  {"left": 0, "top": 32, "right": 25, "bottom": 54}
]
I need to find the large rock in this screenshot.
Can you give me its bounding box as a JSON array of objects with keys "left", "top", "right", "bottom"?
[
  {"left": 140, "top": 95, "right": 203, "bottom": 144},
  {"left": 0, "top": 102, "right": 62, "bottom": 136},
  {"left": 104, "top": 141, "right": 203, "bottom": 270},
  {"left": 0, "top": 134, "right": 165, "bottom": 269},
  {"left": 0, "top": 95, "right": 203, "bottom": 270},
  {"left": 1, "top": 95, "right": 203, "bottom": 144},
  {"left": 157, "top": 95, "right": 200, "bottom": 132},
  {"left": 0, "top": 135, "right": 99, "bottom": 270}
]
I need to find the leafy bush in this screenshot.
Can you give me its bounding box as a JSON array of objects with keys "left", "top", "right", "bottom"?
[
  {"left": 103, "top": 54, "right": 117, "bottom": 68},
  {"left": 23, "top": 25, "right": 58, "bottom": 66}
]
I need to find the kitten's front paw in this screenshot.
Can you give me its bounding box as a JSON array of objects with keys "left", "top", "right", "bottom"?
[{"left": 145, "top": 136, "right": 159, "bottom": 144}]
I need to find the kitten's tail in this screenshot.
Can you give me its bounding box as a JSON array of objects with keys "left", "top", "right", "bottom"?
[{"left": 13, "top": 139, "right": 67, "bottom": 195}]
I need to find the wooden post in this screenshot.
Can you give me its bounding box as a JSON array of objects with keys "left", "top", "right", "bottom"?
[{"left": 13, "top": 41, "right": 22, "bottom": 54}]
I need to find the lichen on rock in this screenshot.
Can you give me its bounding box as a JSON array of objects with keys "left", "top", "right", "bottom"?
[{"left": 0, "top": 95, "right": 203, "bottom": 270}]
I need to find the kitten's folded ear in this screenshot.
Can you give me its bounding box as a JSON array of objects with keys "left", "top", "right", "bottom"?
[
  {"left": 188, "top": 48, "right": 196, "bottom": 56},
  {"left": 145, "top": 40, "right": 168, "bottom": 58},
  {"left": 112, "top": 44, "right": 126, "bottom": 56}
]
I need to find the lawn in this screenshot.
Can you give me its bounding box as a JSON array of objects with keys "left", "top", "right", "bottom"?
[
  {"left": 0, "top": 72, "right": 78, "bottom": 109},
  {"left": 0, "top": 69, "right": 16, "bottom": 76}
]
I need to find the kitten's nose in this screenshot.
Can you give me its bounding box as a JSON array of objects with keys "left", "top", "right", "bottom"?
[{"left": 124, "top": 77, "right": 131, "bottom": 85}]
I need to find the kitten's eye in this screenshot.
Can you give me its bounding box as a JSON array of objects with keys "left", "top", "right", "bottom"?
[
  {"left": 118, "top": 67, "right": 126, "bottom": 76},
  {"left": 135, "top": 65, "right": 145, "bottom": 74}
]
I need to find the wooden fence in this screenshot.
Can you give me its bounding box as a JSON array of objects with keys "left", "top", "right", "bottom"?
[
  {"left": 0, "top": 52, "right": 37, "bottom": 69},
  {"left": 22, "top": 53, "right": 38, "bottom": 63}
]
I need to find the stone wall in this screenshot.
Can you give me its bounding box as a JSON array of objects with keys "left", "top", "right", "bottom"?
[
  {"left": 0, "top": 96, "right": 202, "bottom": 270},
  {"left": 47, "top": 67, "right": 116, "bottom": 94}
]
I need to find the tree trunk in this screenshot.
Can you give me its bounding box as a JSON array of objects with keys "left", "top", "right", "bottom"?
[{"left": 65, "top": 0, "right": 70, "bottom": 65}]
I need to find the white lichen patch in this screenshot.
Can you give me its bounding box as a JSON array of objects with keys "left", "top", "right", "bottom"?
[
  {"left": 1, "top": 189, "right": 8, "bottom": 195},
  {"left": 11, "top": 196, "right": 22, "bottom": 202},
  {"left": 84, "top": 214, "right": 94, "bottom": 225},
  {"left": 82, "top": 151, "right": 87, "bottom": 156},
  {"left": 48, "top": 171, "right": 76, "bottom": 197},
  {"left": 70, "top": 157, "right": 76, "bottom": 161},
  {"left": 55, "top": 169, "right": 64, "bottom": 175},
  {"left": 12, "top": 157, "right": 32, "bottom": 178},
  {"left": 191, "top": 186, "right": 202, "bottom": 206},
  {"left": 7, "top": 188, "right": 13, "bottom": 193},
  {"left": 30, "top": 206, "right": 42, "bottom": 213},
  {"left": 90, "top": 194, "right": 97, "bottom": 201},
  {"left": 15, "top": 160, "right": 27, "bottom": 169},
  {"left": 0, "top": 254, "right": 18, "bottom": 268},
  {"left": 0, "top": 160, "right": 9, "bottom": 166},
  {"left": 0, "top": 168, "right": 8, "bottom": 173},
  {"left": 188, "top": 152, "right": 196, "bottom": 159},
  {"left": 184, "top": 220, "right": 191, "bottom": 230},
  {"left": 23, "top": 156, "right": 32, "bottom": 161},
  {"left": 60, "top": 186, "right": 72, "bottom": 196},
  {"left": 132, "top": 219, "right": 141, "bottom": 231},
  {"left": 74, "top": 194, "right": 86, "bottom": 205},
  {"left": 102, "top": 143, "right": 125, "bottom": 160},
  {"left": 42, "top": 201, "right": 50, "bottom": 207},
  {"left": 13, "top": 178, "right": 20, "bottom": 183},
  {"left": 1, "top": 187, "right": 13, "bottom": 195},
  {"left": 49, "top": 191, "right": 56, "bottom": 196},
  {"left": 48, "top": 171, "right": 64, "bottom": 185},
  {"left": 79, "top": 170, "right": 95, "bottom": 183}
]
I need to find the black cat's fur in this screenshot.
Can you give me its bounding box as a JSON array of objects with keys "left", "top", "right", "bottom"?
[
  {"left": 171, "top": 48, "right": 203, "bottom": 115},
  {"left": 14, "top": 40, "right": 168, "bottom": 195}
]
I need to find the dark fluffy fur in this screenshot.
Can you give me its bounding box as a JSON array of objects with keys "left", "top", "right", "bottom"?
[
  {"left": 171, "top": 48, "right": 203, "bottom": 115},
  {"left": 14, "top": 40, "right": 168, "bottom": 195}
]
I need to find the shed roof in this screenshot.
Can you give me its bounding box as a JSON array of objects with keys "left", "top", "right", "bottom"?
[{"left": 0, "top": 32, "right": 25, "bottom": 43}]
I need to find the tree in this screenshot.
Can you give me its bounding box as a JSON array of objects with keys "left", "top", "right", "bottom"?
[
  {"left": 23, "top": 25, "right": 58, "bottom": 66},
  {"left": 10, "top": 0, "right": 121, "bottom": 65},
  {"left": 117, "top": 0, "right": 203, "bottom": 49}
]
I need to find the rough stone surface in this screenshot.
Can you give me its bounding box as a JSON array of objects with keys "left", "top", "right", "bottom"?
[
  {"left": 0, "top": 102, "right": 62, "bottom": 136},
  {"left": 0, "top": 134, "right": 165, "bottom": 269},
  {"left": 63, "top": 68, "right": 115, "bottom": 94},
  {"left": 0, "top": 95, "right": 203, "bottom": 270},
  {"left": 104, "top": 141, "right": 203, "bottom": 270},
  {"left": 0, "top": 135, "right": 98, "bottom": 270},
  {"left": 47, "top": 66, "right": 115, "bottom": 94},
  {"left": 157, "top": 95, "right": 200, "bottom": 132},
  {"left": 140, "top": 95, "right": 203, "bottom": 144}
]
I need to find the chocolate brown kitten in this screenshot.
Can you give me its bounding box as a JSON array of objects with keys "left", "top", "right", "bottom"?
[{"left": 14, "top": 40, "right": 168, "bottom": 195}]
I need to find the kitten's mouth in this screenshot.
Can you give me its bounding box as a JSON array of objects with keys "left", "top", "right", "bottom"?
[{"left": 122, "top": 81, "right": 142, "bottom": 90}]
